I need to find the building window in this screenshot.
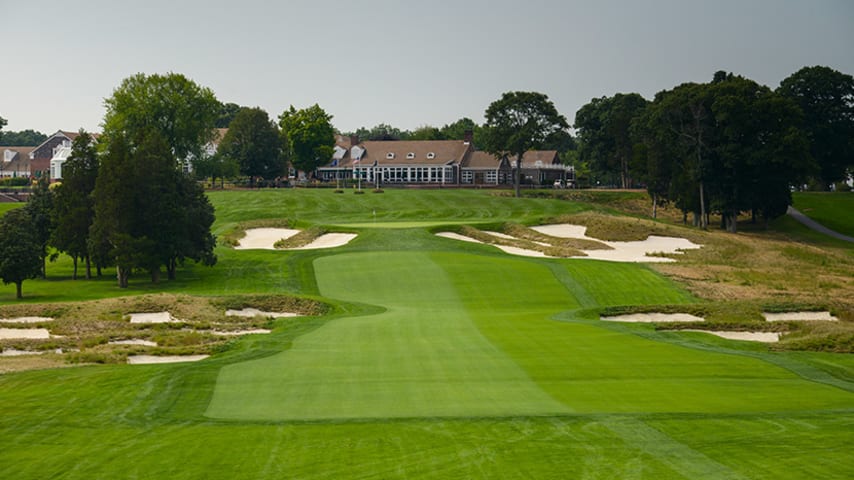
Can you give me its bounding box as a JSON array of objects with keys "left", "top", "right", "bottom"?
[{"left": 406, "top": 152, "right": 415, "bottom": 159}]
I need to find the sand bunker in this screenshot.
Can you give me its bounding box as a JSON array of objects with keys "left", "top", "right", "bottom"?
[
  {"left": 235, "top": 228, "right": 300, "bottom": 250},
  {"left": 109, "top": 339, "right": 158, "bottom": 346},
  {"left": 293, "top": 233, "right": 357, "bottom": 250},
  {"left": 128, "top": 312, "right": 181, "bottom": 324},
  {"left": 226, "top": 308, "right": 299, "bottom": 318},
  {"left": 212, "top": 329, "right": 272, "bottom": 336},
  {"left": 682, "top": 330, "right": 781, "bottom": 343},
  {"left": 236, "top": 228, "right": 356, "bottom": 250},
  {"left": 1, "top": 349, "right": 46, "bottom": 357},
  {"left": 601, "top": 313, "right": 705, "bottom": 323},
  {"left": 763, "top": 311, "right": 838, "bottom": 322},
  {"left": 127, "top": 355, "right": 209, "bottom": 365},
  {"left": 0, "top": 328, "right": 52, "bottom": 339},
  {"left": 436, "top": 232, "right": 554, "bottom": 258},
  {"left": 0, "top": 316, "right": 53, "bottom": 324},
  {"left": 438, "top": 224, "right": 700, "bottom": 262},
  {"left": 532, "top": 224, "right": 701, "bottom": 262}
]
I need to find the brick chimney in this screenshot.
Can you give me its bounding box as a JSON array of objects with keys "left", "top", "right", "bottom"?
[
  {"left": 349, "top": 134, "right": 360, "bottom": 147},
  {"left": 463, "top": 129, "right": 473, "bottom": 145}
]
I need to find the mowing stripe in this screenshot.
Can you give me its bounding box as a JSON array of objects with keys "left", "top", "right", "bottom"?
[{"left": 206, "top": 251, "right": 570, "bottom": 421}]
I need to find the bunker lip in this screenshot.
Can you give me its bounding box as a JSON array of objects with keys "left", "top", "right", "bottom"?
[
  {"left": 601, "top": 313, "right": 705, "bottom": 323},
  {"left": 225, "top": 308, "right": 300, "bottom": 318},
  {"left": 128, "top": 312, "right": 181, "bottom": 324},
  {"left": 127, "top": 355, "right": 209, "bottom": 365},
  {"left": 680, "top": 330, "right": 781, "bottom": 343}
]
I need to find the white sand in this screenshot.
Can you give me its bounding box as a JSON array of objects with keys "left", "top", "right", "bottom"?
[
  {"left": 128, "top": 312, "right": 180, "bottom": 324},
  {"left": 109, "top": 339, "right": 158, "bottom": 346},
  {"left": 293, "top": 233, "right": 358, "bottom": 250},
  {"left": 531, "top": 224, "right": 702, "bottom": 263},
  {"left": 0, "top": 328, "right": 52, "bottom": 339},
  {"left": 438, "top": 224, "right": 701, "bottom": 263},
  {"left": 682, "top": 330, "right": 781, "bottom": 343},
  {"left": 763, "top": 311, "right": 838, "bottom": 322},
  {"left": 601, "top": 313, "right": 705, "bottom": 323},
  {"left": 436, "top": 232, "right": 553, "bottom": 258},
  {"left": 0, "top": 316, "right": 53, "bottom": 324},
  {"left": 437, "top": 232, "right": 481, "bottom": 243},
  {"left": 127, "top": 355, "right": 209, "bottom": 365},
  {"left": 235, "top": 228, "right": 356, "bottom": 250},
  {"left": 226, "top": 308, "right": 300, "bottom": 318},
  {"left": 1, "top": 349, "right": 46, "bottom": 357},
  {"left": 212, "top": 329, "right": 272, "bottom": 336},
  {"left": 235, "top": 228, "right": 300, "bottom": 250}
]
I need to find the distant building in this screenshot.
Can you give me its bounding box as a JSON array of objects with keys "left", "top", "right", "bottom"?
[
  {"left": 316, "top": 133, "right": 573, "bottom": 187},
  {"left": 0, "top": 146, "right": 35, "bottom": 178},
  {"left": 183, "top": 128, "right": 228, "bottom": 174}
]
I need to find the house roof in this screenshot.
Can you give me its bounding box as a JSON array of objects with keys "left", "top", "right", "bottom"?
[
  {"left": 461, "top": 150, "right": 560, "bottom": 170},
  {"left": 328, "top": 139, "right": 472, "bottom": 168},
  {"left": 1, "top": 146, "right": 35, "bottom": 173}
]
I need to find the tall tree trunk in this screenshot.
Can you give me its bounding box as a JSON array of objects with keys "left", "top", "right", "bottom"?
[
  {"left": 514, "top": 155, "right": 522, "bottom": 198},
  {"left": 72, "top": 256, "right": 78, "bottom": 280},
  {"left": 698, "top": 180, "right": 707, "bottom": 230},
  {"left": 16, "top": 281, "right": 23, "bottom": 299},
  {"left": 150, "top": 268, "right": 160, "bottom": 284},
  {"left": 167, "top": 258, "right": 177, "bottom": 280},
  {"left": 85, "top": 256, "right": 92, "bottom": 280},
  {"left": 117, "top": 266, "right": 130, "bottom": 288},
  {"left": 652, "top": 193, "right": 658, "bottom": 219}
]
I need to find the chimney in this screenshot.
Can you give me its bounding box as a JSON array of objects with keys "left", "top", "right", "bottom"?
[
  {"left": 463, "top": 129, "right": 473, "bottom": 145},
  {"left": 350, "top": 134, "right": 359, "bottom": 147}
]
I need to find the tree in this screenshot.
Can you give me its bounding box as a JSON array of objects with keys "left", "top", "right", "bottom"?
[
  {"left": 352, "top": 123, "right": 406, "bottom": 141},
  {"left": 192, "top": 152, "right": 239, "bottom": 188},
  {"left": 440, "top": 117, "right": 478, "bottom": 141},
  {"left": 575, "top": 93, "right": 648, "bottom": 189},
  {"left": 408, "top": 125, "right": 445, "bottom": 141},
  {"left": 218, "top": 107, "right": 284, "bottom": 185},
  {"left": 216, "top": 102, "right": 243, "bottom": 128},
  {"left": 0, "top": 129, "right": 48, "bottom": 147},
  {"left": 778, "top": 66, "right": 854, "bottom": 189},
  {"left": 0, "top": 208, "right": 43, "bottom": 299},
  {"left": 0, "top": 115, "right": 5, "bottom": 143},
  {"left": 482, "top": 91, "right": 569, "bottom": 197},
  {"left": 102, "top": 72, "right": 220, "bottom": 162},
  {"left": 25, "top": 177, "right": 54, "bottom": 278},
  {"left": 51, "top": 130, "right": 99, "bottom": 279},
  {"left": 278, "top": 104, "right": 335, "bottom": 177}
]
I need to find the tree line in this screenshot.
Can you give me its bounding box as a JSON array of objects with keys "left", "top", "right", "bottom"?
[{"left": 575, "top": 66, "right": 854, "bottom": 231}]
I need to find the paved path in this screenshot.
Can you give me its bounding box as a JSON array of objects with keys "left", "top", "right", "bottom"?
[{"left": 787, "top": 206, "right": 854, "bottom": 243}]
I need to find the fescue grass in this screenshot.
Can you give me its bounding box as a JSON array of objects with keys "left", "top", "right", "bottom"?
[{"left": 0, "top": 188, "right": 852, "bottom": 479}]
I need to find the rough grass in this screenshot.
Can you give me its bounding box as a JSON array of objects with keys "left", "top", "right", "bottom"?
[
  {"left": 273, "top": 226, "right": 327, "bottom": 248},
  {"left": 793, "top": 191, "right": 854, "bottom": 237}
]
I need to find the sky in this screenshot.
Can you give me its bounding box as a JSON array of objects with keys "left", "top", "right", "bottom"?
[{"left": 2, "top": 0, "right": 853, "bottom": 135}]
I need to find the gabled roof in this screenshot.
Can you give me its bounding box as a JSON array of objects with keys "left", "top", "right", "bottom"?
[
  {"left": 328, "top": 139, "right": 472, "bottom": 168},
  {"left": 462, "top": 150, "right": 560, "bottom": 169},
  {"left": 1, "top": 146, "right": 35, "bottom": 173}
]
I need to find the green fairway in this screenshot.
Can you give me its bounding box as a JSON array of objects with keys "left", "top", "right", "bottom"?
[{"left": 1, "top": 190, "right": 853, "bottom": 479}]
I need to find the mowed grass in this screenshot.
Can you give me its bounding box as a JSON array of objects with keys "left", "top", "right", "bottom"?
[
  {"left": 792, "top": 191, "right": 854, "bottom": 237},
  {"left": 1, "top": 189, "right": 853, "bottom": 479}
]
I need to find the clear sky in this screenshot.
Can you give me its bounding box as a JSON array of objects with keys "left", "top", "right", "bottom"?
[{"left": 2, "top": 0, "right": 853, "bottom": 135}]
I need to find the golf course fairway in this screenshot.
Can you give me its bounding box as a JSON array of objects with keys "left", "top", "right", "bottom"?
[{"left": 209, "top": 251, "right": 851, "bottom": 422}]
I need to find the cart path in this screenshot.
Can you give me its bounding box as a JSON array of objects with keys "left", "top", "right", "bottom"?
[{"left": 787, "top": 206, "right": 854, "bottom": 243}]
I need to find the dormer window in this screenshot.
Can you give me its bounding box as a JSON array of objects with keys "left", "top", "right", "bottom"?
[
  {"left": 426, "top": 152, "right": 435, "bottom": 159},
  {"left": 406, "top": 152, "right": 415, "bottom": 159},
  {"left": 386, "top": 152, "right": 395, "bottom": 159}
]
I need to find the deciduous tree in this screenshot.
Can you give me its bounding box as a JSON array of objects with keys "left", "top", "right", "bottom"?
[
  {"left": 102, "top": 72, "right": 220, "bottom": 162},
  {"left": 278, "top": 104, "right": 335, "bottom": 177},
  {"left": 51, "top": 130, "right": 99, "bottom": 279},
  {"left": 0, "top": 208, "right": 42, "bottom": 299},
  {"left": 778, "top": 66, "right": 854, "bottom": 189},
  {"left": 25, "top": 177, "right": 54, "bottom": 277},
  {"left": 482, "top": 91, "right": 569, "bottom": 197},
  {"left": 218, "top": 107, "right": 284, "bottom": 185}
]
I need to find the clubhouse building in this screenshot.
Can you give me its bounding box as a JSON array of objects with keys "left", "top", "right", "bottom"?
[{"left": 316, "top": 134, "right": 574, "bottom": 187}]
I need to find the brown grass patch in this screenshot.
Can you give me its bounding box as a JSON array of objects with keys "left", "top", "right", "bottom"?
[{"left": 274, "top": 226, "right": 328, "bottom": 249}]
